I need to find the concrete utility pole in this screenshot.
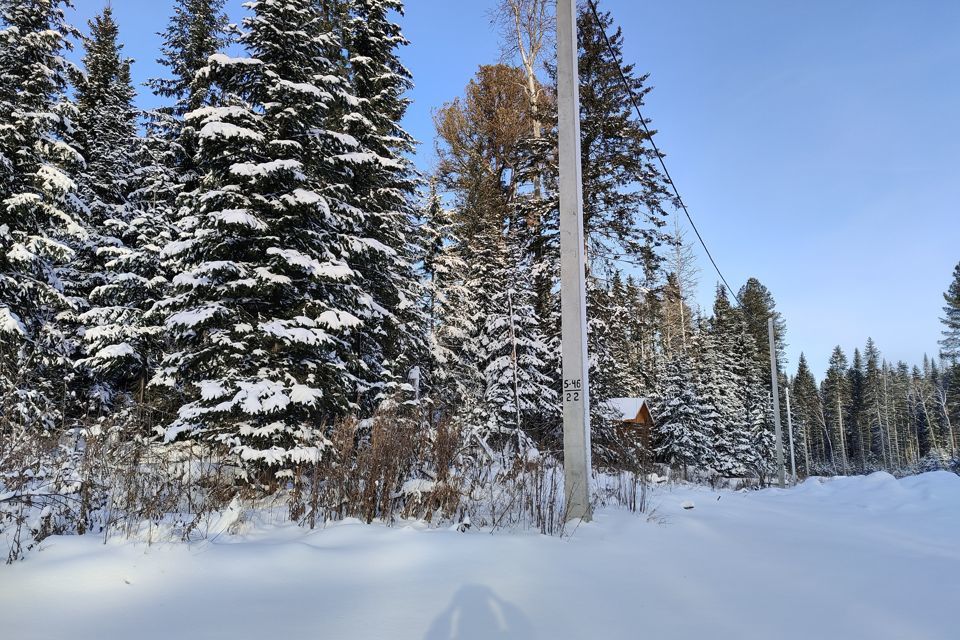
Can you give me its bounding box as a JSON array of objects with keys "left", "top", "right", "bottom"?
[
  {"left": 785, "top": 387, "right": 797, "bottom": 482},
  {"left": 768, "top": 318, "right": 786, "bottom": 488},
  {"left": 557, "top": 0, "right": 592, "bottom": 522}
]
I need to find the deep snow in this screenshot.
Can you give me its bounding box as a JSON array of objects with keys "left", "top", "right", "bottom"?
[{"left": 2, "top": 472, "right": 957, "bottom": 640}]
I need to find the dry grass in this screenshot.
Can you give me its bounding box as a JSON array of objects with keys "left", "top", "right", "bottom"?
[{"left": 2, "top": 396, "right": 656, "bottom": 562}]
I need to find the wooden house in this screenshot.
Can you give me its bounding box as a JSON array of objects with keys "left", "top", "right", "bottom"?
[{"left": 606, "top": 397, "right": 655, "bottom": 453}]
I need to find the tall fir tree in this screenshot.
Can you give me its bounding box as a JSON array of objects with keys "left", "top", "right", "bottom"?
[
  {"left": 700, "top": 286, "right": 750, "bottom": 475},
  {"left": 421, "top": 186, "right": 477, "bottom": 421},
  {"left": 471, "top": 225, "right": 556, "bottom": 452},
  {"left": 846, "top": 348, "right": 868, "bottom": 469},
  {"left": 940, "top": 264, "right": 960, "bottom": 436},
  {"left": 940, "top": 263, "right": 960, "bottom": 425},
  {"left": 862, "top": 338, "right": 887, "bottom": 465},
  {"left": 0, "top": 0, "right": 84, "bottom": 431},
  {"left": 822, "top": 346, "right": 851, "bottom": 472},
  {"left": 155, "top": 0, "right": 371, "bottom": 474},
  {"left": 737, "top": 277, "right": 786, "bottom": 390},
  {"left": 148, "top": 0, "right": 231, "bottom": 259},
  {"left": 939, "top": 262, "right": 960, "bottom": 363},
  {"left": 792, "top": 353, "right": 826, "bottom": 473},
  {"left": 71, "top": 7, "right": 153, "bottom": 411},
  {"left": 653, "top": 352, "right": 712, "bottom": 474},
  {"left": 574, "top": 1, "right": 671, "bottom": 272},
  {"left": 344, "top": 0, "right": 425, "bottom": 409},
  {"left": 72, "top": 7, "right": 136, "bottom": 226},
  {"left": 149, "top": 0, "right": 230, "bottom": 118},
  {"left": 734, "top": 312, "right": 776, "bottom": 480}
]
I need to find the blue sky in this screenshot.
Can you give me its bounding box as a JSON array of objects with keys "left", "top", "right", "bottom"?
[{"left": 69, "top": 0, "right": 960, "bottom": 379}]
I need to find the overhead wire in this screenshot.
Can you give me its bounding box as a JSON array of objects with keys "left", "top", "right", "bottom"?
[{"left": 584, "top": 0, "right": 743, "bottom": 306}]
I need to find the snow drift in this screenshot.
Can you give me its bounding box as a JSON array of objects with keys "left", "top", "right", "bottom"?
[{"left": 1, "top": 471, "right": 957, "bottom": 640}]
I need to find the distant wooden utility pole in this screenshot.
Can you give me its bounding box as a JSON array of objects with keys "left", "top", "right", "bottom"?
[
  {"left": 786, "top": 387, "right": 797, "bottom": 482},
  {"left": 557, "top": 0, "right": 592, "bottom": 521},
  {"left": 768, "top": 318, "right": 786, "bottom": 488}
]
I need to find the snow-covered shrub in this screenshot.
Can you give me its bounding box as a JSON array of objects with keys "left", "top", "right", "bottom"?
[{"left": 0, "top": 415, "right": 239, "bottom": 562}]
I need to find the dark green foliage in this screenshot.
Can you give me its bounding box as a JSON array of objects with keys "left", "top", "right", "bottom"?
[
  {"left": 71, "top": 7, "right": 156, "bottom": 411},
  {"left": 0, "top": 0, "right": 83, "bottom": 430},
  {"left": 653, "top": 352, "right": 711, "bottom": 471},
  {"left": 344, "top": 0, "right": 426, "bottom": 410},
  {"left": 155, "top": 0, "right": 376, "bottom": 472},
  {"left": 737, "top": 277, "right": 786, "bottom": 388},
  {"left": 940, "top": 262, "right": 960, "bottom": 362},
  {"left": 575, "top": 2, "right": 672, "bottom": 274},
  {"left": 148, "top": 0, "right": 230, "bottom": 117}
]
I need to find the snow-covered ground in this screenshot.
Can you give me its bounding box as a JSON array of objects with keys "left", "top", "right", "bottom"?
[{"left": 2, "top": 472, "right": 957, "bottom": 640}]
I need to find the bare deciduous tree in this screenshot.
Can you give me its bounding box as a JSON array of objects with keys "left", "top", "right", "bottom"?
[
  {"left": 490, "top": 0, "right": 554, "bottom": 141},
  {"left": 662, "top": 216, "right": 700, "bottom": 355}
]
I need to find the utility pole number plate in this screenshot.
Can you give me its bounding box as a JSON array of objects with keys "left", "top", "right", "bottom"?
[{"left": 563, "top": 379, "right": 583, "bottom": 403}]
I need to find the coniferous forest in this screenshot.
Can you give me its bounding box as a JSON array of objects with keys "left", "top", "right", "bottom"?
[{"left": 1, "top": 0, "right": 958, "bottom": 564}]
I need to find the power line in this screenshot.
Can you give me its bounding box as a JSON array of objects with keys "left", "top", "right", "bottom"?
[{"left": 584, "top": 0, "right": 743, "bottom": 306}]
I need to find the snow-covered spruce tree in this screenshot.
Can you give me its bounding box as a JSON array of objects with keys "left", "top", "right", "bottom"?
[
  {"left": 147, "top": 0, "right": 231, "bottom": 262},
  {"left": 422, "top": 186, "right": 478, "bottom": 422},
  {"left": 471, "top": 226, "right": 556, "bottom": 453},
  {"left": 822, "top": 345, "right": 850, "bottom": 472},
  {"left": 791, "top": 353, "right": 824, "bottom": 473},
  {"left": 72, "top": 7, "right": 136, "bottom": 229},
  {"left": 70, "top": 6, "right": 160, "bottom": 412},
  {"left": 696, "top": 330, "right": 732, "bottom": 474},
  {"left": 343, "top": 0, "right": 425, "bottom": 410},
  {"left": 512, "top": 128, "right": 562, "bottom": 422},
  {"left": 653, "top": 352, "right": 712, "bottom": 474},
  {"left": 156, "top": 0, "right": 369, "bottom": 477},
  {"left": 137, "top": 1, "right": 232, "bottom": 420},
  {"left": 0, "top": 0, "right": 92, "bottom": 558},
  {"left": 149, "top": 0, "right": 230, "bottom": 119},
  {"left": 738, "top": 277, "right": 787, "bottom": 392},
  {"left": 0, "top": 0, "right": 85, "bottom": 432},
  {"left": 433, "top": 64, "right": 560, "bottom": 452},
  {"left": 147, "top": 0, "right": 230, "bottom": 192},
  {"left": 588, "top": 271, "right": 638, "bottom": 464},
  {"left": 939, "top": 264, "right": 960, "bottom": 429},
  {"left": 939, "top": 262, "right": 960, "bottom": 363},
  {"left": 846, "top": 347, "right": 869, "bottom": 469},
  {"left": 699, "top": 286, "right": 750, "bottom": 476},
  {"left": 863, "top": 338, "right": 888, "bottom": 466},
  {"left": 606, "top": 272, "right": 644, "bottom": 397},
  {"left": 725, "top": 304, "right": 778, "bottom": 480},
  {"left": 743, "top": 360, "right": 776, "bottom": 483},
  {"left": 689, "top": 322, "right": 719, "bottom": 468}
]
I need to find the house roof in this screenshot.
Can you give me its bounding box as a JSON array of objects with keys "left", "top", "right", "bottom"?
[{"left": 606, "top": 397, "right": 651, "bottom": 422}]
